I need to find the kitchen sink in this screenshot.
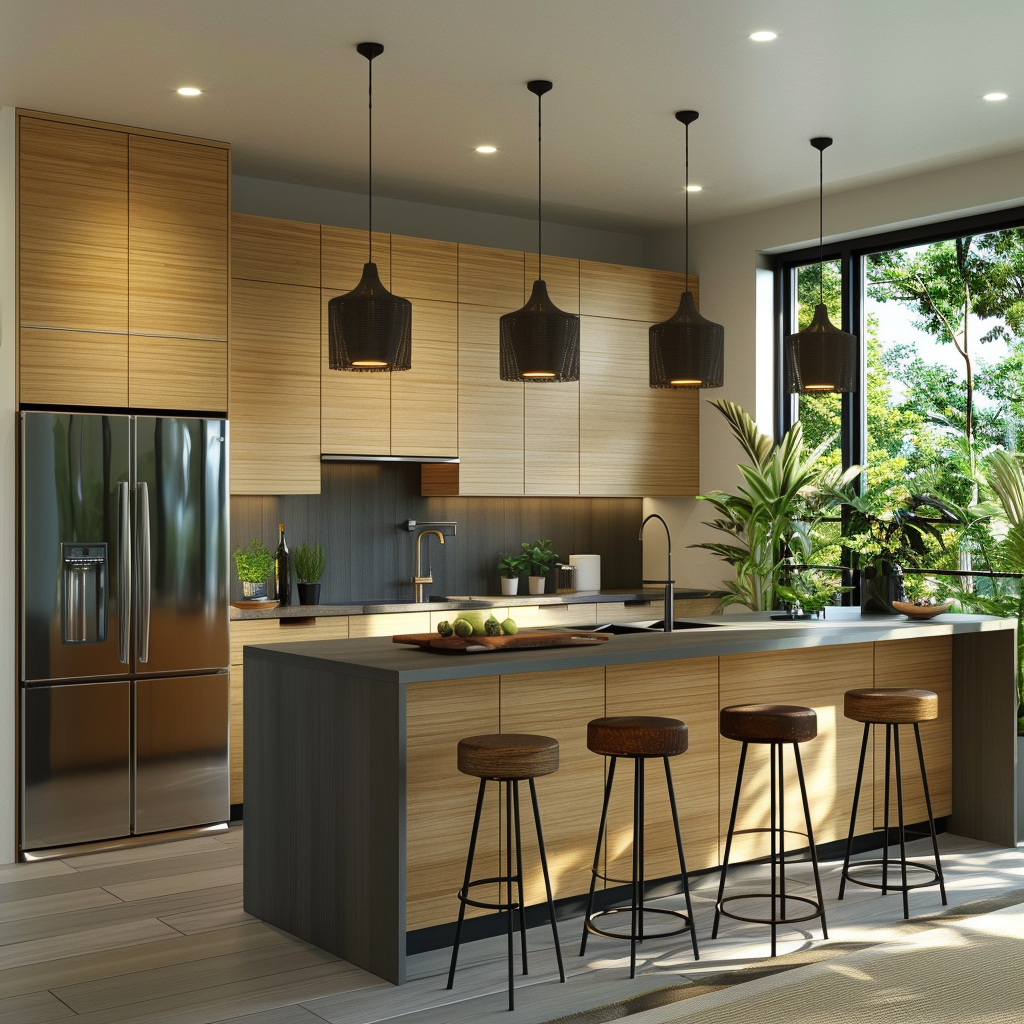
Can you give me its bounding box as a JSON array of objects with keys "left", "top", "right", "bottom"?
[
  {"left": 647, "top": 619, "right": 725, "bottom": 630},
  {"left": 566, "top": 620, "right": 725, "bottom": 634}
]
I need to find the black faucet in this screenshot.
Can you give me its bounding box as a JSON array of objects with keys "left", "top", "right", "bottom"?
[{"left": 639, "top": 513, "right": 674, "bottom": 632}]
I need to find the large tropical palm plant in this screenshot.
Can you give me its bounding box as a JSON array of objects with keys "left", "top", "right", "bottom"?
[{"left": 693, "top": 401, "right": 859, "bottom": 611}]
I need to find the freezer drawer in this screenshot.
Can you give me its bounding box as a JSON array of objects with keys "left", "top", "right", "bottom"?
[
  {"left": 134, "top": 674, "right": 229, "bottom": 834},
  {"left": 21, "top": 681, "right": 131, "bottom": 850}
]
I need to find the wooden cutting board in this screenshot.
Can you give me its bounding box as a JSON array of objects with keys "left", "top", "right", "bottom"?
[{"left": 392, "top": 628, "right": 611, "bottom": 654}]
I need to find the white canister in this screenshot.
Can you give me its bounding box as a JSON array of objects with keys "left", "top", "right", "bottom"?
[{"left": 569, "top": 554, "right": 601, "bottom": 592}]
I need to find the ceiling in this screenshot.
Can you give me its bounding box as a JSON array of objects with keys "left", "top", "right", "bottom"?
[{"left": 3, "top": 0, "right": 1024, "bottom": 234}]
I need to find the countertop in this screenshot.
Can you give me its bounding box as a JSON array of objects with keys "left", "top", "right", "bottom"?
[
  {"left": 229, "top": 587, "right": 723, "bottom": 620},
  {"left": 242, "top": 608, "right": 1015, "bottom": 684}
]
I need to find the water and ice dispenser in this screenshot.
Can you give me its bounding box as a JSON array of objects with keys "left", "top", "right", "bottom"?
[{"left": 60, "top": 543, "right": 108, "bottom": 644}]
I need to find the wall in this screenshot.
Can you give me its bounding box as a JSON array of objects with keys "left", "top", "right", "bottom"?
[
  {"left": 641, "top": 147, "right": 1024, "bottom": 590},
  {"left": 231, "top": 462, "right": 642, "bottom": 604},
  {"left": 233, "top": 175, "right": 646, "bottom": 268},
  {"left": 0, "top": 108, "right": 16, "bottom": 862}
]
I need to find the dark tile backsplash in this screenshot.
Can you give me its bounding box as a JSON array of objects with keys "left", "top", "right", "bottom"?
[{"left": 230, "top": 462, "right": 643, "bottom": 604}]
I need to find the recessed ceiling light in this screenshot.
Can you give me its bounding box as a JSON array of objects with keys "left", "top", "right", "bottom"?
[
  {"left": 177, "top": 86, "right": 202, "bottom": 97},
  {"left": 475, "top": 145, "right": 498, "bottom": 153},
  {"left": 983, "top": 92, "right": 1008, "bottom": 101},
  {"left": 749, "top": 30, "right": 778, "bottom": 42},
  {"left": 685, "top": 184, "right": 703, "bottom": 192}
]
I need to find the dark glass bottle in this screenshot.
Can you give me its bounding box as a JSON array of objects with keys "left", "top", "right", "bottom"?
[{"left": 274, "top": 523, "right": 290, "bottom": 605}]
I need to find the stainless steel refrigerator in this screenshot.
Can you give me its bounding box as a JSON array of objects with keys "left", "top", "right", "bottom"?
[{"left": 20, "top": 412, "right": 230, "bottom": 852}]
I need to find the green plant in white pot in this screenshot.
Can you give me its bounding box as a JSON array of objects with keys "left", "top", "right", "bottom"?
[
  {"left": 295, "top": 542, "right": 326, "bottom": 605},
  {"left": 498, "top": 553, "right": 528, "bottom": 596},
  {"left": 521, "top": 540, "right": 559, "bottom": 596},
  {"left": 234, "top": 538, "right": 274, "bottom": 600}
]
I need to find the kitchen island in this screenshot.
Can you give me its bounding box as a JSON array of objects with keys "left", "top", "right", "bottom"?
[{"left": 242, "top": 610, "right": 1017, "bottom": 984}]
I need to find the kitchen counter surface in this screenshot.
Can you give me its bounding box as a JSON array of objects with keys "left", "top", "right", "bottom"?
[
  {"left": 244, "top": 608, "right": 1015, "bottom": 683},
  {"left": 229, "top": 587, "right": 723, "bottom": 620}
]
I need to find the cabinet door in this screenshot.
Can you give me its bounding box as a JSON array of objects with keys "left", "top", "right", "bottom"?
[
  {"left": 391, "top": 299, "right": 458, "bottom": 457},
  {"left": 524, "top": 255, "right": 580, "bottom": 495},
  {"left": 128, "top": 337, "right": 227, "bottom": 412},
  {"left": 457, "top": 305, "right": 524, "bottom": 494},
  {"left": 231, "top": 213, "right": 320, "bottom": 287},
  {"left": 128, "top": 136, "right": 228, "bottom": 340},
  {"left": 230, "top": 280, "right": 321, "bottom": 494},
  {"left": 391, "top": 235, "right": 457, "bottom": 302},
  {"left": 580, "top": 261, "right": 694, "bottom": 322},
  {"left": 19, "top": 117, "right": 128, "bottom": 334},
  {"left": 579, "top": 316, "right": 699, "bottom": 496},
  {"left": 20, "top": 328, "right": 128, "bottom": 407},
  {"left": 458, "top": 244, "right": 524, "bottom": 309}
]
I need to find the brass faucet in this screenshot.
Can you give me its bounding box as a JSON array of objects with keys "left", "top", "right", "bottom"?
[{"left": 414, "top": 530, "right": 445, "bottom": 603}]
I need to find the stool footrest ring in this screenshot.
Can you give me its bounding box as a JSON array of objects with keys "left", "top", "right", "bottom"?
[
  {"left": 716, "top": 892, "right": 824, "bottom": 926},
  {"left": 584, "top": 905, "right": 695, "bottom": 943},
  {"left": 455, "top": 875, "right": 521, "bottom": 913},
  {"left": 841, "top": 858, "right": 942, "bottom": 893}
]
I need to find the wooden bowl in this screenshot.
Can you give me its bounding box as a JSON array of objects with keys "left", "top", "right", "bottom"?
[{"left": 891, "top": 600, "right": 952, "bottom": 620}]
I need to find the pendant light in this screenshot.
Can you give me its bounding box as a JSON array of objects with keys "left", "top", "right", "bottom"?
[
  {"left": 649, "top": 111, "right": 724, "bottom": 389},
  {"left": 783, "top": 137, "right": 857, "bottom": 393},
  {"left": 499, "top": 80, "right": 580, "bottom": 382},
  {"left": 328, "top": 42, "right": 412, "bottom": 372}
]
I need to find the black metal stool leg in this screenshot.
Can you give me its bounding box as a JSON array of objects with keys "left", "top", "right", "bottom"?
[
  {"left": 630, "top": 756, "right": 640, "bottom": 978},
  {"left": 505, "top": 780, "right": 515, "bottom": 1010},
  {"left": 882, "top": 724, "right": 892, "bottom": 895},
  {"left": 839, "top": 723, "right": 871, "bottom": 900},
  {"left": 638, "top": 757, "right": 646, "bottom": 944},
  {"left": 529, "top": 778, "right": 565, "bottom": 982},
  {"left": 664, "top": 757, "right": 700, "bottom": 960},
  {"left": 448, "top": 779, "right": 487, "bottom": 990},
  {"left": 793, "top": 743, "right": 828, "bottom": 939},
  {"left": 581, "top": 756, "right": 617, "bottom": 956},
  {"left": 713, "top": 741, "right": 748, "bottom": 939},
  {"left": 512, "top": 780, "right": 528, "bottom": 975},
  {"left": 914, "top": 722, "right": 947, "bottom": 905},
  {"left": 778, "top": 741, "right": 787, "bottom": 923},
  {"left": 769, "top": 741, "right": 777, "bottom": 957},
  {"left": 893, "top": 726, "right": 910, "bottom": 920}
]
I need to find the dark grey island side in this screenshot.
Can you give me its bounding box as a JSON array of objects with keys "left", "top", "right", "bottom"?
[{"left": 242, "top": 610, "right": 1017, "bottom": 985}]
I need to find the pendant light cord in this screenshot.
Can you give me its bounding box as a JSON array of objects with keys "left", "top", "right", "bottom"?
[
  {"left": 537, "top": 88, "right": 542, "bottom": 281},
  {"left": 818, "top": 144, "right": 823, "bottom": 304},
  {"left": 684, "top": 120, "right": 689, "bottom": 285},
  {"left": 368, "top": 53, "right": 373, "bottom": 264}
]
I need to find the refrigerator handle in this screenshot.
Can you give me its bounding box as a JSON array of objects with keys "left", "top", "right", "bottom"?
[
  {"left": 118, "top": 481, "right": 131, "bottom": 664},
  {"left": 137, "top": 481, "right": 152, "bottom": 663}
]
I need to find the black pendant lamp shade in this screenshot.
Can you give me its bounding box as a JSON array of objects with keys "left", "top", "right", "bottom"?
[
  {"left": 328, "top": 42, "right": 412, "bottom": 372},
  {"left": 650, "top": 111, "right": 724, "bottom": 389},
  {"left": 783, "top": 137, "right": 857, "bottom": 393},
  {"left": 499, "top": 80, "right": 580, "bottom": 382}
]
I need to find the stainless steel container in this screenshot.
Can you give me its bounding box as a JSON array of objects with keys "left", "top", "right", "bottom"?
[{"left": 556, "top": 564, "right": 577, "bottom": 593}]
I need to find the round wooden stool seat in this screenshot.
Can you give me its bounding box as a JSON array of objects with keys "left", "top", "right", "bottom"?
[
  {"left": 457, "top": 733, "right": 559, "bottom": 779},
  {"left": 720, "top": 704, "right": 817, "bottom": 744},
  {"left": 586, "top": 716, "right": 688, "bottom": 758},
  {"left": 844, "top": 687, "right": 938, "bottom": 724}
]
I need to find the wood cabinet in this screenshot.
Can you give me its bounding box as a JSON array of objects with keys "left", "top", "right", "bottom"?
[
  {"left": 232, "top": 213, "right": 320, "bottom": 288},
  {"left": 580, "top": 261, "right": 696, "bottom": 322},
  {"left": 17, "top": 112, "right": 229, "bottom": 413}
]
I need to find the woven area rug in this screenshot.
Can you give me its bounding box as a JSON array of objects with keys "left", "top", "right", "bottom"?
[{"left": 540, "top": 888, "right": 1024, "bottom": 1024}]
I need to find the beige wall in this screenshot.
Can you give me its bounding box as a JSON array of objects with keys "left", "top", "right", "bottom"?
[{"left": 641, "top": 147, "right": 1024, "bottom": 590}]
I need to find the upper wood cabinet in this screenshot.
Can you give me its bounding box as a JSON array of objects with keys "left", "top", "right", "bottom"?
[
  {"left": 19, "top": 117, "right": 128, "bottom": 334},
  {"left": 580, "top": 261, "right": 696, "bottom": 322},
  {"left": 17, "top": 112, "right": 230, "bottom": 414},
  {"left": 391, "top": 235, "right": 457, "bottom": 302},
  {"left": 232, "top": 213, "right": 320, "bottom": 287},
  {"left": 458, "top": 244, "right": 525, "bottom": 308},
  {"left": 321, "top": 225, "right": 390, "bottom": 290}
]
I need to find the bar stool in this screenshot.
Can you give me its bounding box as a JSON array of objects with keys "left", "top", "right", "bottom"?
[
  {"left": 713, "top": 704, "right": 828, "bottom": 957},
  {"left": 579, "top": 716, "right": 699, "bottom": 978},
  {"left": 447, "top": 733, "right": 565, "bottom": 1012},
  {"left": 839, "top": 687, "right": 947, "bottom": 918}
]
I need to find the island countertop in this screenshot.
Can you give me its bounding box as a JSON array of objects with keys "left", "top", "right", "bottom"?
[{"left": 244, "top": 609, "right": 1015, "bottom": 683}]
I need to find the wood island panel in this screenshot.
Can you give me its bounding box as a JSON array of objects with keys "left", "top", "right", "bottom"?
[
  {"left": 231, "top": 213, "right": 320, "bottom": 287},
  {"left": 718, "top": 644, "right": 875, "bottom": 863},
  {"left": 605, "top": 658, "right": 721, "bottom": 881},
  {"left": 19, "top": 116, "right": 129, "bottom": 334},
  {"left": 19, "top": 328, "right": 128, "bottom": 407},
  {"left": 872, "top": 636, "right": 953, "bottom": 827},
  {"left": 499, "top": 668, "right": 606, "bottom": 905},
  {"left": 406, "top": 676, "right": 500, "bottom": 930},
  {"left": 128, "top": 136, "right": 228, "bottom": 341}
]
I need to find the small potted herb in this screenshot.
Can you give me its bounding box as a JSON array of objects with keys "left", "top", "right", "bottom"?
[
  {"left": 521, "top": 539, "right": 559, "bottom": 596},
  {"left": 498, "top": 553, "right": 527, "bottom": 596},
  {"left": 294, "top": 542, "right": 326, "bottom": 605},
  {"left": 234, "top": 538, "right": 274, "bottom": 600}
]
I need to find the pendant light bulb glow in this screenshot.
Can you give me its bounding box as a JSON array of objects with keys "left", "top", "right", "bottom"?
[
  {"left": 649, "top": 110, "right": 725, "bottom": 389},
  {"left": 783, "top": 137, "right": 858, "bottom": 393},
  {"left": 328, "top": 42, "right": 412, "bottom": 373},
  {"left": 499, "top": 80, "right": 580, "bottom": 383}
]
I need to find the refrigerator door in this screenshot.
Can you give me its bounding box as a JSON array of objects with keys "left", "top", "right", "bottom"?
[
  {"left": 21, "top": 681, "right": 131, "bottom": 849},
  {"left": 133, "top": 417, "right": 229, "bottom": 676},
  {"left": 134, "top": 674, "right": 229, "bottom": 833},
  {"left": 22, "top": 412, "right": 131, "bottom": 684}
]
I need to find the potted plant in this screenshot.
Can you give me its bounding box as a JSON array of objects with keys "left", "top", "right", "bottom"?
[
  {"left": 294, "top": 542, "right": 326, "bottom": 605},
  {"left": 234, "top": 538, "right": 274, "bottom": 600},
  {"left": 521, "top": 539, "right": 559, "bottom": 596},
  {"left": 498, "top": 553, "right": 527, "bottom": 596}
]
